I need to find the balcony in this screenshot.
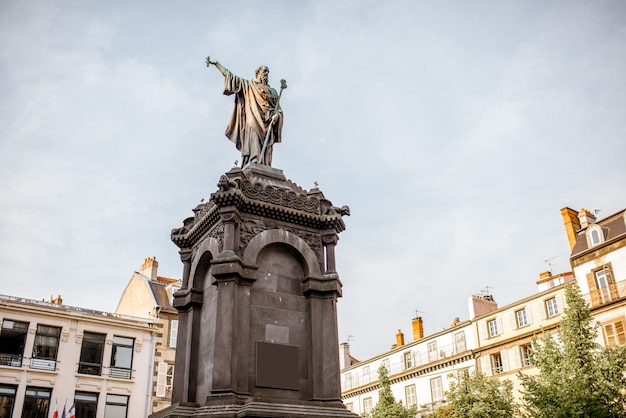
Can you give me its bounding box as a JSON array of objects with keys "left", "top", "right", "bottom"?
[{"left": 584, "top": 281, "right": 626, "bottom": 308}]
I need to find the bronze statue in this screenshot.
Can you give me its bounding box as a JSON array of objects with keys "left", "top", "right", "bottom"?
[{"left": 206, "top": 57, "right": 286, "bottom": 168}]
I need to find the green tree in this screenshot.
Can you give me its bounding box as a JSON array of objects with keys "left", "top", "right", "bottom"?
[
  {"left": 445, "top": 370, "right": 518, "bottom": 417},
  {"left": 518, "top": 284, "right": 626, "bottom": 417},
  {"left": 366, "top": 365, "right": 417, "bottom": 418}
]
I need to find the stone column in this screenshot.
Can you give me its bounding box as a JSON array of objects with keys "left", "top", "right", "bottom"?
[{"left": 303, "top": 275, "right": 342, "bottom": 401}]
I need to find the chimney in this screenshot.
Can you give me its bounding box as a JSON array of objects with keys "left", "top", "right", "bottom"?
[
  {"left": 561, "top": 207, "right": 581, "bottom": 251},
  {"left": 396, "top": 330, "right": 405, "bottom": 347},
  {"left": 468, "top": 294, "right": 498, "bottom": 319},
  {"left": 339, "top": 342, "right": 351, "bottom": 370},
  {"left": 577, "top": 208, "right": 597, "bottom": 229},
  {"left": 412, "top": 317, "right": 424, "bottom": 341},
  {"left": 140, "top": 257, "right": 159, "bottom": 280}
]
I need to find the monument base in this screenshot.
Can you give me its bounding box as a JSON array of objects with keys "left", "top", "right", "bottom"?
[{"left": 150, "top": 394, "right": 358, "bottom": 418}]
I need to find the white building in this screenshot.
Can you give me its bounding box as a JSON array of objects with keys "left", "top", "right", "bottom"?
[
  {"left": 0, "top": 294, "right": 155, "bottom": 418},
  {"left": 340, "top": 317, "right": 475, "bottom": 417}
]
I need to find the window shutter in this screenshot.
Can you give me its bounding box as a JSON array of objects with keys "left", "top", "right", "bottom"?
[
  {"left": 617, "top": 321, "right": 626, "bottom": 345},
  {"left": 555, "top": 294, "right": 564, "bottom": 314},
  {"left": 500, "top": 349, "right": 509, "bottom": 372},
  {"left": 156, "top": 362, "right": 167, "bottom": 397},
  {"left": 511, "top": 346, "right": 521, "bottom": 370},
  {"left": 496, "top": 317, "right": 503, "bottom": 335},
  {"left": 479, "top": 322, "right": 488, "bottom": 340},
  {"left": 510, "top": 312, "right": 517, "bottom": 329},
  {"left": 526, "top": 306, "right": 533, "bottom": 324},
  {"left": 481, "top": 355, "right": 492, "bottom": 377}
]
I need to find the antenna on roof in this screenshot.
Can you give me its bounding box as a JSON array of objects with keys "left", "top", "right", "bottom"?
[
  {"left": 544, "top": 255, "right": 561, "bottom": 273},
  {"left": 592, "top": 208, "right": 602, "bottom": 215},
  {"left": 414, "top": 309, "right": 423, "bottom": 318},
  {"left": 347, "top": 335, "right": 354, "bottom": 344}
]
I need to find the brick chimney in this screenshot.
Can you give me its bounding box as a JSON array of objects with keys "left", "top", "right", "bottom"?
[
  {"left": 468, "top": 294, "right": 498, "bottom": 319},
  {"left": 140, "top": 257, "right": 159, "bottom": 280},
  {"left": 339, "top": 342, "right": 351, "bottom": 370},
  {"left": 396, "top": 330, "right": 405, "bottom": 347},
  {"left": 561, "top": 207, "right": 581, "bottom": 251},
  {"left": 412, "top": 317, "right": 424, "bottom": 341}
]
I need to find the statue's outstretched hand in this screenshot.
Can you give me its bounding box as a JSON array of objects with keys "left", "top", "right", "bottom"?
[{"left": 206, "top": 56, "right": 218, "bottom": 67}]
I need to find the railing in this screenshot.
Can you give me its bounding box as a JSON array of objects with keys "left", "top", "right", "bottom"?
[
  {"left": 109, "top": 367, "right": 132, "bottom": 379},
  {"left": 342, "top": 341, "right": 468, "bottom": 391},
  {"left": 0, "top": 353, "right": 23, "bottom": 367},
  {"left": 584, "top": 281, "right": 626, "bottom": 308},
  {"left": 30, "top": 357, "right": 56, "bottom": 371}
]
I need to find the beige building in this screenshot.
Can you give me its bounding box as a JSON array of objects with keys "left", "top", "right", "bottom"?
[
  {"left": 473, "top": 272, "right": 574, "bottom": 398},
  {"left": 561, "top": 207, "right": 626, "bottom": 347},
  {"left": 116, "top": 257, "right": 181, "bottom": 413},
  {"left": 0, "top": 294, "right": 155, "bottom": 418}
]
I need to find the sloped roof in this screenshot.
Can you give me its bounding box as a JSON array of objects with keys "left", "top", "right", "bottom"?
[
  {"left": 571, "top": 208, "right": 626, "bottom": 258},
  {"left": 148, "top": 279, "right": 178, "bottom": 314}
]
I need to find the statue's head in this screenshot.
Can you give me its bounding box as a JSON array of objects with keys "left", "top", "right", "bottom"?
[{"left": 255, "top": 65, "right": 269, "bottom": 84}]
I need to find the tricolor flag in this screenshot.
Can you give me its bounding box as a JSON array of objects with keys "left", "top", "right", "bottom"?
[
  {"left": 51, "top": 399, "right": 59, "bottom": 418},
  {"left": 61, "top": 401, "right": 67, "bottom": 418},
  {"left": 68, "top": 403, "right": 76, "bottom": 418}
]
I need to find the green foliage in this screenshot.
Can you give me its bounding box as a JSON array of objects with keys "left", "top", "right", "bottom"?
[
  {"left": 445, "top": 370, "right": 518, "bottom": 418},
  {"left": 365, "top": 365, "right": 417, "bottom": 418},
  {"left": 518, "top": 284, "right": 626, "bottom": 417}
]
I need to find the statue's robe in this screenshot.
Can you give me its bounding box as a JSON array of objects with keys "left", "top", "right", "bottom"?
[{"left": 223, "top": 70, "right": 283, "bottom": 167}]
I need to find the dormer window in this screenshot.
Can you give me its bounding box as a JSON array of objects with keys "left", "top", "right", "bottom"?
[{"left": 587, "top": 225, "right": 604, "bottom": 247}]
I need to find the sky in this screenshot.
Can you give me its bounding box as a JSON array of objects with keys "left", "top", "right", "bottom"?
[{"left": 1, "top": 0, "right": 625, "bottom": 361}]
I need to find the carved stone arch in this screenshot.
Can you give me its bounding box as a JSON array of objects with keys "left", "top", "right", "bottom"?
[
  {"left": 189, "top": 238, "right": 220, "bottom": 291},
  {"left": 242, "top": 229, "right": 322, "bottom": 277}
]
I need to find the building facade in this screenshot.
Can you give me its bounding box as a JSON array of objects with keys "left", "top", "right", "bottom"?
[
  {"left": 0, "top": 295, "right": 155, "bottom": 418},
  {"left": 116, "top": 257, "right": 181, "bottom": 413},
  {"left": 562, "top": 207, "right": 626, "bottom": 348},
  {"left": 340, "top": 317, "right": 475, "bottom": 417},
  {"left": 473, "top": 272, "right": 573, "bottom": 398}
]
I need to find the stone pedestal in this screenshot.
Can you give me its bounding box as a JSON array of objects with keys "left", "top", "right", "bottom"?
[{"left": 152, "top": 165, "right": 356, "bottom": 418}]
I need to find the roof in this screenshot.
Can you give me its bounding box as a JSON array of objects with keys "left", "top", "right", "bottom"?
[{"left": 571, "top": 208, "right": 626, "bottom": 258}]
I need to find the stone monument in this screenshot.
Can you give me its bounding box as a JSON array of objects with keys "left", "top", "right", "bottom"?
[{"left": 150, "top": 59, "right": 355, "bottom": 418}]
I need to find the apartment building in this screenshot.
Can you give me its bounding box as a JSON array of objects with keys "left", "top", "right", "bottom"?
[
  {"left": 0, "top": 295, "right": 155, "bottom": 418},
  {"left": 340, "top": 317, "right": 475, "bottom": 417},
  {"left": 116, "top": 257, "right": 181, "bottom": 413}
]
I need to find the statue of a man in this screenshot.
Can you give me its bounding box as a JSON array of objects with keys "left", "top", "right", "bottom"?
[{"left": 206, "top": 58, "right": 284, "bottom": 168}]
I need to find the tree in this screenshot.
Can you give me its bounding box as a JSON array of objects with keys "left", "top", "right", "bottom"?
[
  {"left": 366, "top": 365, "right": 417, "bottom": 418},
  {"left": 445, "top": 370, "right": 518, "bottom": 417},
  {"left": 518, "top": 284, "right": 626, "bottom": 417}
]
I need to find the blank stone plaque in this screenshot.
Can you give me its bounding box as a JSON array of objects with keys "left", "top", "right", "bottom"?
[{"left": 256, "top": 341, "right": 299, "bottom": 390}]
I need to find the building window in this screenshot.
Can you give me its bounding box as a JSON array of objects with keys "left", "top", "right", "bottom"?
[
  {"left": 404, "top": 351, "right": 413, "bottom": 369},
  {"left": 588, "top": 226, "right": 604, "bottom": 246},
  {"left": 363, "top": 397, "right": 373, "bottom": 414},
  {"left": 520, "top": 344, "right": 532, "bottom": 367},
  {"left": 405, "top": 384, "right": 417, "bottom": 407},
  {"left": 545, "top": 297, "right": 560, "bottom": 318},
  {"left": 78, "top": 332, "right": 106, "bottom": 376},
  {"left": 430, "top": 377, "right": 443, "bottom": 402},
  {"left": 110, "top": 336, "right": 134, "bottom": 379},
  {"left": 454, "top": 331, "right": 466, "bottom": 353},
  {"left": 381, "top": 358, "right": 390, "bottom": 371},
  {"left": 31, "top": 325, "right": 61, "bottom": 370},
  {"left": 157, "top": 362, "right": 175, "bottom": 397},
  {"left": 104, "top": 394, "right": 128, "bottom": 418},
  {"left": 427, "top": 341, "right": 437, "bottom": 362},
  {"left": 21, "top": 387, "right": 51, "bottom": 418},
  {"left": 0, "top": 385, "right": 17, "bottom": 418},
  {"left": 490, "top": 352, "right": 504, "bottom": 374},
  {"left": 487, "top": 318, "right": 501, "bottom": 337},
  {"left": 345, "top": 402, "right": 353, "bottom": 412},
  {"left": 0, "top": 319, "right": 29, "bottom": 367},
  {"left": 603, "top": 320, "right": 626, "bottom": 347},
  {"left": 344, "top": 373, "right": 352, "bottom": 390},
  {"left": 169, "top": 320, "right": 178, "bottom": 348},
  {"left": 516, "top": 309, "right": 529, "bottom": 328},
  {"left": 75, "top": 392, "right": 98, "bottom": 418},
  {"left": 362, "top": 366, "right": 370, "bottom": 384}
]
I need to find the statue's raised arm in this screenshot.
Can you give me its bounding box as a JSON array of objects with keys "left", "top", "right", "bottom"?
[{"left": 206, "top": 56, "right": 286, "bottom": 168}]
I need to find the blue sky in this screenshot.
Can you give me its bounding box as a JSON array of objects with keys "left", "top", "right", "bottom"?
[{"left": 1, "top": 0, "right": 625, "bottom": 360}]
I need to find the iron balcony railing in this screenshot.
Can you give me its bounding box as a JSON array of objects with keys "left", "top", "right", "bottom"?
[{"left": 583, "top": 280, "right": 626, "bottom": 308}]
